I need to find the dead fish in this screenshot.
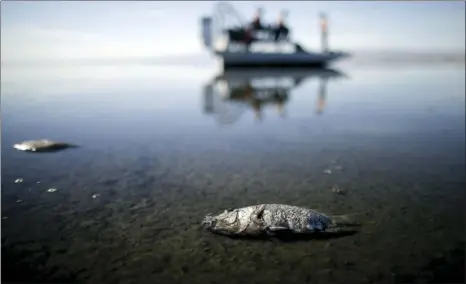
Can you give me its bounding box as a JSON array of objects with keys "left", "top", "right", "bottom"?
[
  {"left": 13, "top": 139, "right": 79, "bottom": 153},
  {"left": 202, "top": 204, "right": 360, "bottom": 238}
]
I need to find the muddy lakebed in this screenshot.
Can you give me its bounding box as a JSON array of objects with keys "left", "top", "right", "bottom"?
[{"left": 2, "top": 63, "right": 465, "bottom": 283}]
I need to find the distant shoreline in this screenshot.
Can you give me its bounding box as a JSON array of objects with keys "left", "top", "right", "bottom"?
[{"left": 2, "top": 51, "right": 464, "bottom": 68}]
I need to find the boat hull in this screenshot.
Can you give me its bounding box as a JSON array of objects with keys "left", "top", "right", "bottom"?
[{"left": 216, "top": 51, "right": 348, "bottom": 69}]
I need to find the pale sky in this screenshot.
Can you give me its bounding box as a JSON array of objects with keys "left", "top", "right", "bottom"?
[{"left": 1, "top": 1, "right": 465, "bottom": 62}]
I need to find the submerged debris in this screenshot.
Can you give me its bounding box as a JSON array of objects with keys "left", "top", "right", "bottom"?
[
  {"left": 334, "top": 165, "right": 344, "bottom": 171},
  {"left": 14, "top": 178, "right": 23, "bottom": 183},
  {"left": 324, "top": 164, "right": 343, "bottom": 175},
  {"left": 331, "top": 186, "right": 346, "bottom": 195},
  {"left": 47, "top": 188, "right": 58, "bottom": 193}
]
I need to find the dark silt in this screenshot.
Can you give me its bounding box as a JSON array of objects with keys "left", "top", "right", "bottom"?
[{"left": 1, "top": 62, "right": 465, "bottom": 284}]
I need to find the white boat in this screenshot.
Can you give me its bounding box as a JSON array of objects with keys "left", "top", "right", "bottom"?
[{"left": 201, "top": 2, "right": 350, "bottom": 69}]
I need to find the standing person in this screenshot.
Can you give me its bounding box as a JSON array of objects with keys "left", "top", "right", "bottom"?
[
  {"left": 274, "top": 10, "right": 289, "bottom": 41},
  {"left": 250, "top": 8, "right": 263, "bottom": 30}
]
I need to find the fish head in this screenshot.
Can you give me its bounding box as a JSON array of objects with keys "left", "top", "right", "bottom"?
[
  {"left": 202, "top": 208, "right": 241, "bottom": 235},
  {"left": 202, "top": 213, "right": 217, "bottom": 229}
]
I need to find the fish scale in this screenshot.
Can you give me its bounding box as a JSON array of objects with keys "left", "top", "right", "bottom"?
[{"left": 262, "top": 204, "right": 331, "bottom": 233}]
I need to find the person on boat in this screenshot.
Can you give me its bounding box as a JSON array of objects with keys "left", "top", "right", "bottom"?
[
  {"left": 274, "top": 10, "right": 290, "bottom": 41},
  {"left": 250, "top": 8, "right": 264, "bottom": 30}
]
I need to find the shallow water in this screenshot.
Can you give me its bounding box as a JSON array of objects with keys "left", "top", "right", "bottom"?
[{"left": 1, "top": 61, "right": 465, "bottom": 284}]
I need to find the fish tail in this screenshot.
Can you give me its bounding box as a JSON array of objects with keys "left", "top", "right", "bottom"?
[
  {"left": 329, "top": 213, "right": 364, "bottom": 228},
  {"left": 65, "top": 143, "right": 81, "bottom": 148}
]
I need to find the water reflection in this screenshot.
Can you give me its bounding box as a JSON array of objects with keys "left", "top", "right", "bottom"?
[
  {"left": 2, "top": 62, "right": 465, "bottom": 283},
  {"left": 203, "top": 68, "right": 346, "bottom": 124}
]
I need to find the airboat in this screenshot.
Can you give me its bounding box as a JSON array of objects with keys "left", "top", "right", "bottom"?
[{"left": 200, "top": 2, "right": 350, "bottom": 69}]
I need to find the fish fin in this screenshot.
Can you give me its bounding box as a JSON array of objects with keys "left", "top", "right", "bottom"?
[
  {"left": 267, "top": 226, "right": 289, "bottom": 232},
  {"left": 265, "top": 226, "right": 294, "bottom": 239},
  {"left": 254, "top": 204, "right": 266, "bottom": 220}
]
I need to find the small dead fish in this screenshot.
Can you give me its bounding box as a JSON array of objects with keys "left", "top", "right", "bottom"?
[
  {"left": 14, "top": 178, "right": 23, "bottom": 183},
  {"left": 13, "top": 139, "right": 80, "bottom": 153},
  {"left": 47, "top": 188, "right": 58, "bottom": 193}
]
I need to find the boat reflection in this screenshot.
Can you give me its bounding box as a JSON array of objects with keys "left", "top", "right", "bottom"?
[{"left": 203, "top": 68, "right": 347, "bottom": 125}]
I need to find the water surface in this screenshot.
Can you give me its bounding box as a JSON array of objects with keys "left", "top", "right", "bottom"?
[{"left": 1, "top": 61, "right": 465, "bottom": 283}]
